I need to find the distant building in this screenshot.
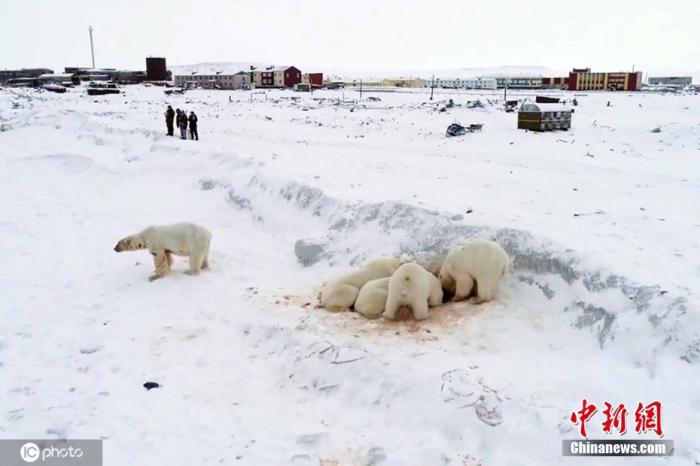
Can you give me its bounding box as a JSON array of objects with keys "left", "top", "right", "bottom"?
[
  {"left": 174, "top": 71, "right": 251, "bottom": 90},
  {"left": 146, "top": 57, "right": 168, "bottom": 81},
  {"left": 112, "top": 70, "right": 147, "bottom": 84},
  {"left": 568, "top": 68, "right": 642, "bottom": 91},
  {"left": 465, "top": 77, "right": 497, "bottom": 89},
  {"left": 0, "top": 68, "right": 53, "bottom": 83},
  {"left": 274, "top": 66, "right": 301, "bottom": 88},
  {"left": 381, "top": 78, "right": 426, "bottom": 88},
  {"left": 250, "top": 66, "right": 301, "bottom": 88},
  {"left": 251, "top": 66, "right": 302, "bottom": 88},
  {"left": 251, "top": 68, "right": 273, "bottom": 87},
  {"left": 440, "top": 76, "right": 540, "bottom": 89},
  {"left": 60, "top": 66, "right": 151, "bottom": 84},
  {"left": 487, "top": 76, "right": 543, "bottom": 89},
  {"left": 429, "top": 77, "right": 496, "bottom": 90},
  {"left": 37, "top": 73, "right": 74, "bottom": 85},
  {"left": 648, "top": 76, "right": 692, "bottom": 86},
  {"left": 541, "top": 76, "right": 569, "bottom": 89},
  {"left": 344, "top": 80, "right": 386, "bottom": 87},
  {"left": 79, "top": 70, "right": 114, "bottom": 82},
  {"left": 302, "top": 72, "right": 324, "bottom": 88},
  {"left": 518, "top": 101, "right": 572, "bottom": 131}
]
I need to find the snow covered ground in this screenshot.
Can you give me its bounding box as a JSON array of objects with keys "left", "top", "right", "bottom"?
[{"left": 0, "top": 84, "right": 698, "bottom": 465}]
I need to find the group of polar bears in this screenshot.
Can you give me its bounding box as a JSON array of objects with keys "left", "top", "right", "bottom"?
[
  {"left": 111, "top": 223, "right": 509, "bottom": 323},
  {"left": 321, "top": 240, "right": 509, "bottom": 320}
]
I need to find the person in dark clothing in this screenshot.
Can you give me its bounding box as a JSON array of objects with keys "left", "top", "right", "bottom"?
[
  {"left": 175, "top": 108, "right": 181, "bottom": 130},
  {"left": 177, "top": 109, "right": 188, "bottom": 139},
  {"left": 165, "top": 105, "right": 175, "bottom": 136},
  {"left": 188, "top": 111, "right": 199, "bottom": 141}
]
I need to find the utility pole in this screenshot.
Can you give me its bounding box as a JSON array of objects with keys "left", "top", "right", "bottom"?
[
  {"left": 360, "top": 79, "right": 363, "bottom": 99},
  {"left": 504, "top": 81, "right": 507, "bottom": 102},
  {"left": 430, "top": 74, "right": 435, "bottom": 100},
  {"left": 88, "top": 26, "right": 95, "bottom": 68}
]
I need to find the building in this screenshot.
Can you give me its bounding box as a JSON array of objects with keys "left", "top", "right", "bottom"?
[
  {"left": 567, "top": 68, "right": 642, "bottom": 91},
  {"left": 250, "top": 66, "right": 301, "bottom": 88},
  {"left": 174, "top": 71, "right": 251, "bottom": 90},
  {"left": 37, "top": 73, "right": 74, "bottom": 85},
  {"left": 465, "top": 77, "right": 497, "bottom": 89},
  {"left": 78, "top": 70, "right": 113, "bottom": 82},
  {"left": 0, "top": 68, "right": 53, "bottom": 83},
  {"left": 430, "top": 77, "right": 497, "bottom": 90},
  {"left": 487, "top": 76, "right": 543, "bottom": 89},
  {"left": 648, "top": 76, "right": 692, "bottom": 86},
  {"left": 146, "top": 57, "right": 168, "bottom": 81},
  {"left": 380, "top": 78, "right": 426, "bottom": 88},
  {"left": 541, "top": 76, "right": 569, "bottom": 89},
  {"left": 274, "top": 66, "right": 301, "bottom": 88},
  {"left": 112, "top": 70, "right": 146, "bottom": 84},
  {"left": 518, "top": 101, "right": 572, "bottom": 131},
  {"left": 343, "top": 79, "right": 385, "bottom": 87},
  {"left": 251, "top": 68, "right": 273, "bottom": 87},
  {"left": 302, "top": 72, "right": 324, "bottom": 88}
]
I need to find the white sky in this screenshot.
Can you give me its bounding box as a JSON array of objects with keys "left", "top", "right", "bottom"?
[{"left": 1, "top": 0, "right": 698, "bottom": 76}]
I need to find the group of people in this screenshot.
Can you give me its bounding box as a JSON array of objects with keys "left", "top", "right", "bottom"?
[{"left": 165, "top": 105, "right": 199, "bottom": 141}]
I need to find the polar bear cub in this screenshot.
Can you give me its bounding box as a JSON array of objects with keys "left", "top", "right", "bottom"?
[
  {"left": 383, "top": 263, "right": 443, "bottom": 321},
  {"left": 321, "top": 258, "right": 402, "bottom": 311},
  {"left": 354, "top": 277, "right": 390, "bottom": 319},
  {"left": 114, "top": 222, "right": 212, "bottom": 281},
  {"left": 439, "top": 240, "right": 509, "bottom": 303}
]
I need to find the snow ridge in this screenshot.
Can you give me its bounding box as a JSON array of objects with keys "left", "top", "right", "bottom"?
[{"left": 199, "top": 161, "right": 698, "bottom": 363}]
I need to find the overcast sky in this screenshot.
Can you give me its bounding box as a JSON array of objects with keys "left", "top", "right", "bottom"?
[{"left": 2, "top": 0, "right": 698, "bottom": 76}]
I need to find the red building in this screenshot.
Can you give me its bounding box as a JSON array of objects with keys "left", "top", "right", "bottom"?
[
  {"left": 279, "top": 66, "right": 302, "bottom": 88},
  {"left": 304, "top": 72, "right": 323, "bottom": 88},
  {"left": 251, "top": 66, "right": 302, "bottom": 88},
  {"left": 567, "top": 68, "right": 642, "bottom": 91}
]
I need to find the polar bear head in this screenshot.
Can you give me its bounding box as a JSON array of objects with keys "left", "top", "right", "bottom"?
[{"left": 114, "top": 234, "right": 147, "bottom": 252}]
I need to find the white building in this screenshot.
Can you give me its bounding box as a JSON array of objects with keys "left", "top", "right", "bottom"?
[
  {"left": 174, "top": 71, "right": 251, "bottom": 90},
  {"left": 484, "top": 76, "right": 543, "bottom": 89},
  {"left": 37, "top": 73, "right": 74, "bottom": 85},
  {"left": 464, "top": 77, "right": 497, "bottom": 89},
  {"left": 428, "top": 77, "right": 497, "bottom": 90}
]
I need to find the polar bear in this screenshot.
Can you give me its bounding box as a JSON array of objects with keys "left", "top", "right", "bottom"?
[
  {"left": 383, "top": 263, "right": 443, "bottom": 321},
  {"left": 114, "top": 222, "right": 212, "bottom": 281},
  {"left": 438, "top": 240, "right": 509, "bottom": 303},
  {"left": 321, "top": 258, "right": 402, "bottom": 311},
  {"left": 354, "top": 277, "right": 390, "bottom": 319}
]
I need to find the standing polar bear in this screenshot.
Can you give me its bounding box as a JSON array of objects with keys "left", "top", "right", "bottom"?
[
  {"left": 354, "top": 277, "right": 390, "bottom": 319},
  {"left": 321, "top": 258, "right": 402, "bottom": 311},
  {"left": 383, "top": 263, "right": 443, "bottom": 321},
  {"left": 439, "top": 240, "right": 509, "bottom": 303},
  {"left": 114, "top": 222, "right": 212, "bottom": 281}
]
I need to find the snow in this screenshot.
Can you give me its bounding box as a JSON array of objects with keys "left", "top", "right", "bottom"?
[{"left": 0, "top": 84, "right": 699, "bottom": 465}]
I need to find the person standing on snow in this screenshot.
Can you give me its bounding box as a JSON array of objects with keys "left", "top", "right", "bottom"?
[
  {"left": 188, "top": 111, "right": 199, "bottom": 141},
  {"left": 177, "top": 109, "right": 188, "bottom": 139},
  {"left": 165, "top": 105, "right": 175, "bottom": 136}
]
